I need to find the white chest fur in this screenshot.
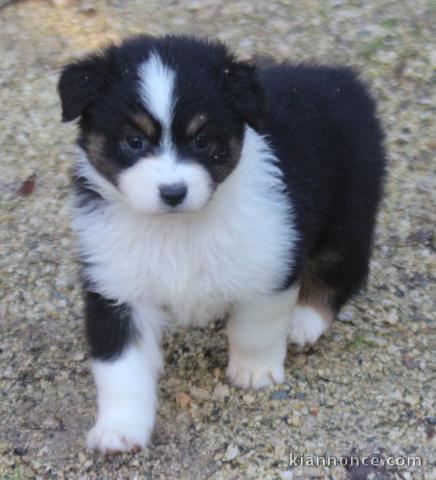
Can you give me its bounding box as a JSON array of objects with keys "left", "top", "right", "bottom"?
[{"left": 73, "top": 129, "right": 297, "bottom": 327}]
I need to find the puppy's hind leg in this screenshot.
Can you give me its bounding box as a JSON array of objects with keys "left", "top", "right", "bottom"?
[
  {"left": 226, "top": 286, "right": 299, "bottom": 389},
  {"left": 288, "top": 303, "right": 332, "bottom": 348},
  {"left": 288, "top": 252, "right": 342, "bottom": 348}
]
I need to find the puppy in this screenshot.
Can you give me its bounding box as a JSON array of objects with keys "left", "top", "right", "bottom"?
[{"left": 58, "top": 35, "right": 385, "bottom": 453}]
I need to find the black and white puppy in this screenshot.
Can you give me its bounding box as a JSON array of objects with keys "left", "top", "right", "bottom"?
[{"left": 58, "top": 35, "right": 385, "bottom": 453}]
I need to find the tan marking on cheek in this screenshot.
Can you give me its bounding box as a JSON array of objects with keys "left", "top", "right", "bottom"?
[
  {"left": 86, "top": 133, "right": 119, "bottom": 183},
  {"left": 87, "top": 133, "right": 105, "bottom": 169},
  {"left": 131, "top": 113, "right": 156, "bottom": 139},
  {"left": 186, "top": 114, "right": 208, "bottom": 137}
]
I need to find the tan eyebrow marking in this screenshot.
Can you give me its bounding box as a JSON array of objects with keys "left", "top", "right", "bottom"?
[
  {"left": 186, "top": 114, "right": 208, "bottom": 136},
  {"left": 131, "top": 113, "right": 156, "bottom": 138}
]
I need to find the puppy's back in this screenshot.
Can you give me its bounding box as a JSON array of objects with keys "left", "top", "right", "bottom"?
[{"left": 258, "top": 62, "right": 386, "bottom": 304}]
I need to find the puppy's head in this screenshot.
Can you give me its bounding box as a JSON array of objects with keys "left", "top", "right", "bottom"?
[{"left": 58, "top": 35, "right": 264, "bottom": 214}]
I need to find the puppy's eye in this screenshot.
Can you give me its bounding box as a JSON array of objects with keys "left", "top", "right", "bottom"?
[
  {"left": 193, "top": 133, "right": 210, "bottom": 150},
  {"left": 126, "top": 135, "right": 146, "bottom": 150}
]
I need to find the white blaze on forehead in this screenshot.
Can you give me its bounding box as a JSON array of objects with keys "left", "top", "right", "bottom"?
[
  {"left": 125, "top": 54, "right": 214, "bottom": 214},
  {"left": 138, "top": 53, "right": 175, "bottom": 129}
]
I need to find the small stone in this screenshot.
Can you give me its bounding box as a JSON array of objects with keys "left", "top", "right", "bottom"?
[
  {"left": 404, "top": 394, "right": 420, "bottom": 406},
  {"left": 187, "top": 0, "right": 202, "bottom": 11},
  {"left": 292, "top": 355, "right": 307, "bottom": 367},
  {"left": 391, "top": 390, "right": 403, "bottom": 401},
  {"left": 55, "top": 271, "right": 75, "bottom": 289},
  {"left": 190, "top": 386, "right": 210, "bottom": 402},
  {"left": 385, "top": 310, "right": 399, "bottom": 325},
  {"left": 72, "top": 351, "right": 85, "bottom": 362},
  {"left": 274, "top": 441, "right": 287, "bottom": 459},
  {"left": 213, "top": 383, "right": 230, "bottom": 400},
  {"left": 175, "top": 392, "right": 192, "bottom": 408},
  {"left": 292, "top": 400, "right": 305, "bottom": 411},
  {"left": 287, "top": 415, "right": 301, "bottom": 427},
  {"left": 42, "top": 417, "right": 59, "bottom": 429},
  {"left": 338, "top": 310, "right": 353, "bottom": 321},
  {"left": 212, "top": 368, "right": 221, "bottom": 378},
  {"left": 242, "top": 393, "right": 255, "bottom": 403},
  {"left": 239, "top": 39, "right": 253, "bottom": 48},
  {"left": 13, "top": 447, "right": 27, "bottom": 456},
  {"left": 426, "top": 416, "right": 436, "bottom": 425},
  {"left": 402, "top": 355, "right": 420, "bottom": 369},
  {"left": 270, "top": 390, "right": 288, "bottom": 401},
  {"left": 224, "top": 443, "right": 240, "bottom": 461},
  {"left": 280, "top": 471, "right": 293, "bottom": 480},
  {"left": 51, "top": 0, "right": 75, "bottom": 5},
  {"left": 294, "top": 392, "right": 306, "bottom": 400},
  {"left": 368, "top": 336, "right": 388, "bottom": 346},
  {"left": 407, "top": 228, "right": 433, "bottom": 246},
  {"left": 308, "top": 405, "right": 318, "bottom": 416}
]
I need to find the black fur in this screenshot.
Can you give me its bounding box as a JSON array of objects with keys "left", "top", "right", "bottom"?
[
  {"left": 72, "top": 173, "right": 103, "bottom": 210},
  {"left": 58, "top": 35, "right": 261, "bottom": 187},
  {"left": 58, "top": 54, "right": 110, "bottom": 122},
  {"left": 257, "top": 64, "right": 385, "bottom": 307},
  {"left": 84, "top": 290, "right": 134, "bottom": 360}
]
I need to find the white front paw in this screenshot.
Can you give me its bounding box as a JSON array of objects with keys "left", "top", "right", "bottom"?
[
  {"left": 226, "top": 350, "right": 285, "bottom": 389},
  {"left": 86, "top": 416, "right": 152, "bottom": 454},
  {"left": 289, "top": 306, "right": 328, "bottom": 347}
]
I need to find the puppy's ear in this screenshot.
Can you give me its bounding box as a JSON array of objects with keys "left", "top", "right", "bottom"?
[
  {"left": 58, "top": 54, "right": 108, "bottom": 122},
  {"left": 224, "top": 60, "right": 265, "bottom": 130}
]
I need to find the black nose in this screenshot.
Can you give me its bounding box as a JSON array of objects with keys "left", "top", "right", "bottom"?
[{"left": 159, "top": 183, "right": 187, "bottom": 207}]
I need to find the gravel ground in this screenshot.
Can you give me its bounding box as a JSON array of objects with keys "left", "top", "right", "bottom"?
[{"left": 0, "top": 0, "right": 435, "bottom": 479}]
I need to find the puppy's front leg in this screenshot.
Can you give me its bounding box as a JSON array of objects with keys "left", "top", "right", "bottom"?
[
  {"left": 84, "top": 292, "right": 163, "bottom": 454},
  {"left": 226, "top": 286, "right": 299, "bottom": 389}
]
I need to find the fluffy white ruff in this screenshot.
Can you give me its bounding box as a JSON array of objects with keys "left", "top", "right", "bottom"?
[
  {"left": 73, "top": 127, "right": 296, "bottom": 327},
  {"left": 288, "top": 305, "right": 328, "bottom": 347}
]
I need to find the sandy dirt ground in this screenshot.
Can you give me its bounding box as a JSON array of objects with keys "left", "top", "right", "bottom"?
[{"left": 0, "top": 0, "right": 435, "bottom": 478}]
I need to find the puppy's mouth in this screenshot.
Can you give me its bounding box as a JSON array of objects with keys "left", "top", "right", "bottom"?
[
  {"left": 159, "top": 205, "right": 189, "bottom": 215},
  {"left": 157, "top": 201, "right": 208, "bottom": 216}
]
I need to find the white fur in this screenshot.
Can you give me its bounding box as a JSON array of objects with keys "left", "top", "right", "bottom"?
[
  {"left": 87, "top": 305, "right": 163, "bottom": 453},
  {"left": 73, "top": 127, "right": 297, "bottom": 325},
  {"left": 288, "top": 306, "right": 328, "bottom": 347},
  {"left": 118, "top": 152, "right": 212, "bottom": 214},
  {"left": 138, "top": 53, "right": 175, "bottom": 132},
  {"left": 226, "top": 286, "right": 299, "bottom": 389}
]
